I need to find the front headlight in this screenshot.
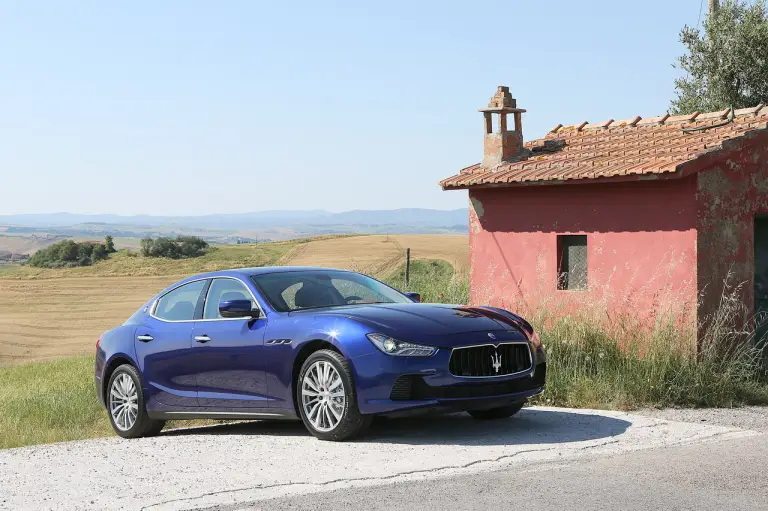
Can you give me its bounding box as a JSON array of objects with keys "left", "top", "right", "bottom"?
[{"left": 366, "top": 333, "right": 436, "bottom": 357}]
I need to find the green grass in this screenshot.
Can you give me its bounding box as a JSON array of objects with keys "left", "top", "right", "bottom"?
[
  {"left": 1, "top": 259, "right": 766, "bottom": 449},
  {"left": 0, "top": 356, "right": 110, "bottom": 449},
  {"left": 0, "top": 356, "right": 230, "bottom": 449},
  {"left": 382, "top": 259, "right": 469, "bottom": 304}
]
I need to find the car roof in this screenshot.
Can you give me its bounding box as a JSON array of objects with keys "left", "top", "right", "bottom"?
[
  {"left": 155, "top": 267, "right": 358, "bottom": 298},
  {"left": 185, "top": 266, "right": 353, "bottom": 280}
]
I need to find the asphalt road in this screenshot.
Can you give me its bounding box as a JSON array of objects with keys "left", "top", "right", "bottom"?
[
  {"left": 0, "top": 407, "right": 764, "bottom": 511},
  {"left": 217, "top": 431, "right": 768, "bottom": 511}
]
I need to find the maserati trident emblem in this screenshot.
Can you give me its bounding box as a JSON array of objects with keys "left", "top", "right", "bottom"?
[
  {"left": 491, "top": 351, "right": 502, "bottom": 374},
  {"left": 487, "top": 332, "right": 496, "bottom": 340}
]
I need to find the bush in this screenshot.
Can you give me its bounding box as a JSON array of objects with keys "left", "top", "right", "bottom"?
[
  {"left": 27, "top": 239, "right": 111, "bottom": 268},
  {"left": 140, "top": 236, "right": 209, "bottom": 259}
]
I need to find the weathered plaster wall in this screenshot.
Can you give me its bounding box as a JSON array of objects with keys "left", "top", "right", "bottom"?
[
  {"left": 468, "top": 177, "right": 699, "bottom": 326},
  {"left": 696, "top": 132, "right": 768, "bottom": 325}
]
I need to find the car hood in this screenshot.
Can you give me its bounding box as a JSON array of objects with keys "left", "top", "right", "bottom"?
[{"left": 306, "top": 303, "right": 528, "bottom": 345}]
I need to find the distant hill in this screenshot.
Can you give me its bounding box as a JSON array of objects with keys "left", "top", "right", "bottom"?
[
  {"left": 0, "top": 208, "right": 467, "bottom": 230},
  {"left": 0, "top": 209, "right": 468, "bottom": 252}
]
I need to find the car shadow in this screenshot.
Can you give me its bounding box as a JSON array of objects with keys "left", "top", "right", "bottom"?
[{"left": 161, "top": 408, "right": 632, "bottom": 446}]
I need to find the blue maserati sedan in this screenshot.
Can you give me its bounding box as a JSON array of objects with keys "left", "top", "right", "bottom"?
[{"left": 95, "top": 267, "right": 546, "bottom": 441}]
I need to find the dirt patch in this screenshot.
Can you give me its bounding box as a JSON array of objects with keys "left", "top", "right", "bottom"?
[{"left": 0, "top": 276, "right": 175, "bottom": 365}]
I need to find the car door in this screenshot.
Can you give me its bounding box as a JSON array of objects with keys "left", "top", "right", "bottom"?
[
  {"left": 134, "top": 279, "right": 209, "bottom": 408},
  {"left": 191, "top": 277, "right": 270, "bottom": 408}
]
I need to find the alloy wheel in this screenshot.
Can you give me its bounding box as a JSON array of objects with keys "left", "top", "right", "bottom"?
[
  {"left": 110, "top": 373, "right": 138, "bottom": 431},
  {"left": 301, "top": 360, "right": 346, "bottom": 432}
]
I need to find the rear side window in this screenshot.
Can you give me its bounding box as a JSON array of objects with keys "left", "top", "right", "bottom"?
[
  {"left": 203, "top": 278, "right": 253, "bottom": 319},
  {"left": 154, "top": 280, "right": 207, "bottom": 321}
]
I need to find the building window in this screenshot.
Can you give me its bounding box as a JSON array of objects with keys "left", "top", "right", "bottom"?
[{"left": 557, "top": 235, "right": 587, "bottom": 290}]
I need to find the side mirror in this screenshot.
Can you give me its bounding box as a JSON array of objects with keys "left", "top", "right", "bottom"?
[
  {"left": 404, "top": 292, "right": 421, "bottom": 303},
  {"left": 219, "top": 299, "right": 260, "bottom": 319}
]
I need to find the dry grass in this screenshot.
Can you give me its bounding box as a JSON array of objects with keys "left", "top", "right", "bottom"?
[
  {"left": 0, "top": 234, "right": 467, "bottom": 365},
  {"left": 282, "top": 234, "right": 468, "bottom": 275},
  {"left": 0, "top": 276, "right": 176, "bottom": 366}
]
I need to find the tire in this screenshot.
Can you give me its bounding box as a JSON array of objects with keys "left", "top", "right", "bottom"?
[
  {"left": 296, "top": 349, "right": 372, "bottom": 441},
  {"left": 106, "top": 364, "right": 166, "bottom": 439},
  {"left": 467, "top": 400, "right": 526, "bottom": 420}
]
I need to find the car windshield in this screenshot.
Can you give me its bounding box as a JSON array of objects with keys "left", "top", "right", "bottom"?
[{"left": 251, "top": 270, "right": 412, "bottom": 312}]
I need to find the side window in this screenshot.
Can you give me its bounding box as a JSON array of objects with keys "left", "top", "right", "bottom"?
[
  {"left": 331, "top": 277, "right": 388, "bottom": 304},
  {"left": 557, "top": 235, "right": 588, "bottom": 290},
  {"left": 154, "top": 280, "right": 207, "bottom": 321},
  {"left": 203, "top": 278, "right": 253, "bottom": 319}
]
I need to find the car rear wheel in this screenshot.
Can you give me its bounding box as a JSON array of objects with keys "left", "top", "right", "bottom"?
[
  {"left": 467, "top": 400, "right": 526, "bottom": 420},
  {"left": 297, "top": 349, "right": 372, "bottom": 441},
  {"left": 107, "top": 364, "right": 165, "bottom": 438}
]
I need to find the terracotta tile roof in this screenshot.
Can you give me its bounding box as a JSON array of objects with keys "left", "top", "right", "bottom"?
[{"left": 440, "top": 105, "right": 768, "bottom": 190}]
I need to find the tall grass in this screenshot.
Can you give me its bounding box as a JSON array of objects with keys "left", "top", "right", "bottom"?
[
  {"left": 384, "top": 260, "right": 768, "bottom": 410},
  {"left": 381, "top": 259, "right": 469, "bottom": 304}
]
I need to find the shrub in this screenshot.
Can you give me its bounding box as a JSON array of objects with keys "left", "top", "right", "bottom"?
[
  {"left": 27, "top": 239, "right": 110, "bottom": 268},
  {"left": 140, "top": 236, "right": 209, "bottom": 259}
]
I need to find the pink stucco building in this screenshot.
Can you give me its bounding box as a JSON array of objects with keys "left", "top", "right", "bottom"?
[{"left": 441, "top": 86, "right": 768, "bottom": 334}]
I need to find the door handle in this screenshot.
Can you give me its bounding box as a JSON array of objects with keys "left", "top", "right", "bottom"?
[
  {"left": 137, "top": 335, "right": 154, "bottom": 342},
  {"left": 194, "top": 335, "right": 212, "bottom": 344}
]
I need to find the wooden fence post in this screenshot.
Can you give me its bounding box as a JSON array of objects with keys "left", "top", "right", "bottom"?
[{"left": 405, "top": 248, "right": 411, "bottom": 287}]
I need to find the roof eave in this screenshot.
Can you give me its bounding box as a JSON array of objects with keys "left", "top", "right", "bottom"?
[{"left": 440, "top": 169, "right": 687, "bottom": 191}]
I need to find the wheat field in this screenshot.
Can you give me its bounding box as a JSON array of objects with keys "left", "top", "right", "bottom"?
[{"left": 0, "top": 234, "right": 467, "bottom": 365}]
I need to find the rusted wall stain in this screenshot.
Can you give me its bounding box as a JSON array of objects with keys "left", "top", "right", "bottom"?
[{"left": 696, "top": 135, "right": 768, "bottom": 325}]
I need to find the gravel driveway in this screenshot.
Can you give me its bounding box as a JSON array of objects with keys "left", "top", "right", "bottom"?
[{"left": 0, "top": 407, "right": 759, "bottom": 511}]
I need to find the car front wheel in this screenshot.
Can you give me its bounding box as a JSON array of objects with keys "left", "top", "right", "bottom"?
[
  {"left": 297, "top": 349, "right": 371, "bottom": 441},
  {"left": 107, "top": 364, "right": 165, "bottom": 439},
  {"left": 467, "top": 400, "right": 526, "bottom": 420}
]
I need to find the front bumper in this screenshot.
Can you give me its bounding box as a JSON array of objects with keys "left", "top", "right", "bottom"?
[{"left": 351, "top": 343, "right": 546, "bottom": 415}]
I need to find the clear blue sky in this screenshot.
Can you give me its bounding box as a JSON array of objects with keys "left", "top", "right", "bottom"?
[{"left": 1, "top": 0, "right": 703, "bottom": 216}]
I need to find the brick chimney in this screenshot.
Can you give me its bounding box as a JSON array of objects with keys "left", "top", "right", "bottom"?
[{"left": 480, "top": 86, "right": 526, "bottom": 168}]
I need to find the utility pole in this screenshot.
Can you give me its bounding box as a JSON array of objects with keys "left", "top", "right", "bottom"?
[{"left": 708, "top": 0, "right": 718, "bottom": 15}]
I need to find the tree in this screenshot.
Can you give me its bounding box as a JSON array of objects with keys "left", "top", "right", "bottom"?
[
  {"left": 672, "top": 0, "right": 768, "bottom": 114},
  {"left": 105, "top": 235, "right": 116, "bottom": 253},
  {"left": 27, "top": 240, "right": 110, "bottom": 268},
  {"left": 140, "top": 236, "right": 209, "bottom": 259},
  {"left": 92, "top": 244, "right": 107, "bottom": 263}
]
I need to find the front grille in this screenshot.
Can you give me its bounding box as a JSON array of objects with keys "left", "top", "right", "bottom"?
[
  {"left": 449, "top": 343, "right": 532, "bottom": 377},
  {"left": 389, "top": 363, "right": 546, "bottom": 401}
]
